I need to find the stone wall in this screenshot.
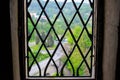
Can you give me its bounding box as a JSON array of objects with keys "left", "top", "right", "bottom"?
[
  {"left": 103, "top": 0, "right": 120, "bottom": 80},
  {"left": 10, "top": 0, "right": 20, "bottom": 80}
]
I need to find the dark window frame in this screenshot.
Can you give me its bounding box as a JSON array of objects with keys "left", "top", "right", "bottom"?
[{"left": 18, "top": 0, "right": 104, "bottom": 80}]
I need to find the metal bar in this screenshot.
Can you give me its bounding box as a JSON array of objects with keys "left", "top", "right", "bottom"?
[
  {"left": 91, "top": 0, "right": 94, "bottom": 77},
  {"left": 77, "top": 46, "right": 92, "bottom": 76},
  {"left": 26, "top": 0, "right": 94, "bottom": 78},
  {"left": 28, "top": 46, "right": 41, "bottom": 76}
]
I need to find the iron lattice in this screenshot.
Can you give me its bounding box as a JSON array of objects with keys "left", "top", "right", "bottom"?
[{"left": 26, "top": 0, "right": 94, "bottom": 77}]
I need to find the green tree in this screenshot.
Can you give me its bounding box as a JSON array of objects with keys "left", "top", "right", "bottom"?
[
  {"left": 67, "top": 26, "right": 91, "bottom": 52},
  {"left": 67, "top": 26, "right": 82, "bottom": 45},
  {"left": 46, "top": 33, "right": 54, "bottom": 47},
  {"left": 64, "top": 26, "right": 92, "bottom": 76},
  {"left": 41, "top": 31, "right": 46, "bottom": 40},
  {"left": 28, "top": 18, "right": 33, "bottom": 35},
  {"left": 35, "top": 33, "right": 40, "bottom": 44}
]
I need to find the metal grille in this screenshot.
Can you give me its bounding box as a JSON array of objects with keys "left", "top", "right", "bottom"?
[{"left": 26, "top": 0, "right": 94, "bottom": 78}]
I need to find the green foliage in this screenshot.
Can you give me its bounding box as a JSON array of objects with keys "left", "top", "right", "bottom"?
[
  {"left": 64, "top": 26, "right": 92, "bottom": 75},
  {"left": 67, "top": 26, "right": 92, "bottom": 52},
  {"left": 29, "top": 53, "right": 49, "bottom": 67},
  {"left": 60, "top": 48, "right": 85, "bottom": 76},
  {"left": 28, "top": 18, "right": 33, "bottom": 35},
  {"left": 52, "top": 73, "right": 60, "bottom": 76},
  {"left": 46, "top": 33, "right": 54, "bottom": 47},
  {"left": 29, "top": 43, "right": 41, "bottom": 57},
  {"left": 41, "top": 31, "right": 46, "bottom": 40},
  {"left": 36, "top": 21, "right": 50, "bottom": 34},
  {"left": 54, "top": 19, "right": 66, "bottom": 35},
  {"left": 28, "top": 44, "right": 49, "bottom": 67},
  {"left": 72, "top": 26, "right": 82, "bottom": 40},
  {"left": 66, "top": 48, "right": 83, "bottom": 76},
  {"left": 67, "top": 26, "right": 82, "bottom": 45},
  {"left": 78, "top": 30, "right": 91, "bottom": 52},
  {"left": 61, "top": 48, "right": 89, "bottom": 76},
  {"left": 35, "top": 34, "right": 40, "bottom": 44}
]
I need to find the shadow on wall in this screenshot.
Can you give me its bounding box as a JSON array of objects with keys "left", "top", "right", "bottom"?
[{"left": 116, "top": 13, "right": 120, "bottom": 80}]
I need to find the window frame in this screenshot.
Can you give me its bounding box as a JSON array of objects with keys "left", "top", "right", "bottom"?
[{"left": 18, "top": 0, "right": 104, "bottom": 80}]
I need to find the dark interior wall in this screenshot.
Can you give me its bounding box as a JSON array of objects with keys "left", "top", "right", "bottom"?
[
  {"left": 116, "top": 13, "right": 120, "bottom": 80},
  {"left": 0, "top": 0, "right": 13, "bottom": 80}
]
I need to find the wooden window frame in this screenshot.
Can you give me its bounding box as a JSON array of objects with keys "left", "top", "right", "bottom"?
[{"left": 18, "top": 0, "right": 104, "bottom": 80}]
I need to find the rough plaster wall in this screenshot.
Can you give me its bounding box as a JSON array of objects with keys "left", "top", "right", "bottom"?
[
  {"left": 10, "top": 0, "right": 20, "bottom": 80},
  {"left": 103, "top": 0, "right": 120, "bottom": 80}
]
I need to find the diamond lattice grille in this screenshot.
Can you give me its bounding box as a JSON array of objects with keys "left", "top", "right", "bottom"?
[{"left": 26, "top": 0, "right": 94, "bottom": 77}]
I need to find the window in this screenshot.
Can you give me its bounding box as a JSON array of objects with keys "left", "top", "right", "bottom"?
[{"left": 18, "top": 0, "right": 100, "bottom": 79}]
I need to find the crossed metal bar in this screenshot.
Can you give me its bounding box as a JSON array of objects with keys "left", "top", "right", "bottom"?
[{"left": 27, "top": 0, "right": 93, "bottom": 77}]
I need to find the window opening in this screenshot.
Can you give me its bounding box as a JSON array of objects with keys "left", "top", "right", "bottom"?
[{"left": 25, "top": 0, "right": 95, "bottom": 79}]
